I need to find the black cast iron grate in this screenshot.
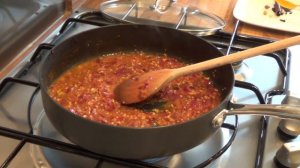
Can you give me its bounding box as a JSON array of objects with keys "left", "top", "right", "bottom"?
[{"left": 0, "top": 11, "right": 289, "bottom": 168}]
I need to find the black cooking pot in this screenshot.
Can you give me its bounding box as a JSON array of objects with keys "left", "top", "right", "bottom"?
[{"left": 39, "top": 24, "right": 300, "bottom": 159}]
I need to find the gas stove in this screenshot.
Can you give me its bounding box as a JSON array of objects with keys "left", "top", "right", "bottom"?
[{"left": 0, "top": 8, "right": 299, "bottom": 168}]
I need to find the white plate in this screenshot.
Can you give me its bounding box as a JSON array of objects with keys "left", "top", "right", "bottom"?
[{"left": 233, "top": 0, "right": 300, "bottom": 33}]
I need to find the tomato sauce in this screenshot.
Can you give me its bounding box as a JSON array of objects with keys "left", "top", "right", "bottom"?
[{"left": 48, "top": 51, "right": 221, "bottom": 128}]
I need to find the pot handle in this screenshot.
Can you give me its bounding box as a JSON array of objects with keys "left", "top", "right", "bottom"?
[{"left": 212, "top": 104, "right": 300, "bottom": 128}]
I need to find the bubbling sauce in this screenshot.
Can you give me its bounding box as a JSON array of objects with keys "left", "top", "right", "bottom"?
[{"left": 48, "top": 51, "right": 221, "bottom": 128}]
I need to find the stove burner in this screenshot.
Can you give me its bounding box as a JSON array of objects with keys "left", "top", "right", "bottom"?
[{"left": 233, "top": 61, "right": 253, "bottom": 81}]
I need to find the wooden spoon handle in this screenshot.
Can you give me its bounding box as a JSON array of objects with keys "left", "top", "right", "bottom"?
[{"left": 175, "top": 35, "right": 300, "bottom": 76}]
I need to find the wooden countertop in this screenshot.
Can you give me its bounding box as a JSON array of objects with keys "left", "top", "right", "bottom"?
[{"left": 79, "top": 0, "right": 298, "bottom": 40}]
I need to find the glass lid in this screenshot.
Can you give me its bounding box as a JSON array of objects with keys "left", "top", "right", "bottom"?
[{"left": 100, "top": 0, "right": 226, "bottom": 36}]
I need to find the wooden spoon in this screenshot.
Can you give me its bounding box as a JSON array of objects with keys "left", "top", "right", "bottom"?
[{"left": 114, "top": 35, "right": 300, "bottom": 104}]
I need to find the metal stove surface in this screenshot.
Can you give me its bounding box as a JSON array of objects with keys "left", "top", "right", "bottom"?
[{"left": 0, "top": 10, "right": 298, "bottom": 168}]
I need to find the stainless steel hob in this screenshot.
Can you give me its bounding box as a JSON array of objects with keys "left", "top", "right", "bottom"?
[{"left": 0, "top": 7, "right": 299, "bottom": 168}]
